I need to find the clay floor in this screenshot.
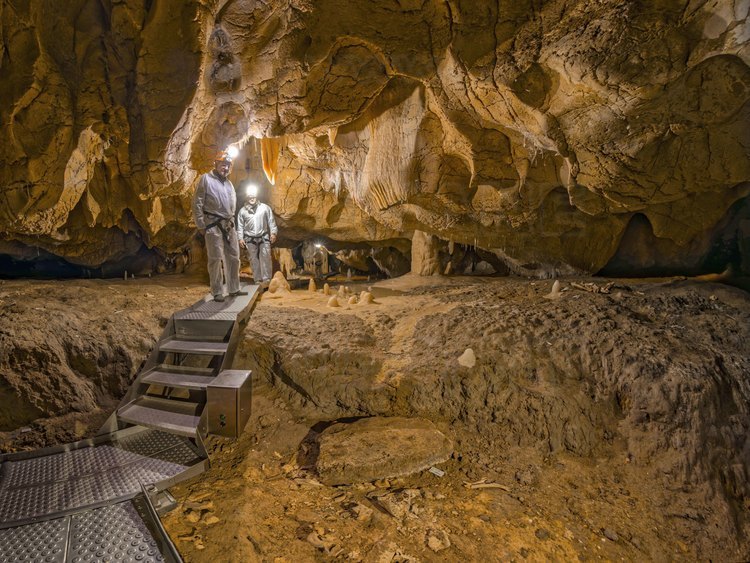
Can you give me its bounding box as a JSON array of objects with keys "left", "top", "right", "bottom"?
[{"left": 1, "top": 273, "right": 748, "bottom": 562}]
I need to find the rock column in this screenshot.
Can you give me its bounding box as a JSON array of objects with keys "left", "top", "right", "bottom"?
[{"left": 411, "top": 230, "right": 441, "bottom": 276}]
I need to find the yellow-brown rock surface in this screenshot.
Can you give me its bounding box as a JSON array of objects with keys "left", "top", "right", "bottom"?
[{"left": 1, "top": 1, "right": 748, "bottom": 272}]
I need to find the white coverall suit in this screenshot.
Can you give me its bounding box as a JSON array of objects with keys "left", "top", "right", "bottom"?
[
  {"left": 237, "top": 201, "right": 277, "bottom": 284},
  {"left": 192, "top": 171, "right": 241, "bottom": 297}
]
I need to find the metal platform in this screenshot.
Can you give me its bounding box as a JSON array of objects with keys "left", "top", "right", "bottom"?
[
  {"left": 0, "top": 427, "right": 203, "bottom": 529},
  {"left": 0, "top": 286, "right": 262, "bottom": 561},
  {"left": 0, "top": 494, "right": 181, "bottom": 563}
]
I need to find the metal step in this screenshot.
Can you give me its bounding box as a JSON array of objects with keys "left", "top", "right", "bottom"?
[
  {"left": 175, "top": 317, "right": 234, "bottom": 339},
  {"left": 158, "top": 337, "right": 228, "bottom": 355},
  {"left": 118, "top": 397, "right": 203, "bottom": 438},
  {"left": 141, "top": 364, "right": 216, "bottom": 390}
]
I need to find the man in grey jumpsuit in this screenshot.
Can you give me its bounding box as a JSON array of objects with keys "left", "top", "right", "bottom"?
[
  {"left": 192, "top": 151, "right": 247, "bottom": 302},
  {"left": 237, "top": 186, "right": 278, "bottom": 287}
]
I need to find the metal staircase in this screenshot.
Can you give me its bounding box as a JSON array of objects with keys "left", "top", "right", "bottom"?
[
  {"left": 102, "top": 283, "right": 260, "bottom": 448},
  {"left": 0, "top": 284, "right": 261, "bottom": 562}
]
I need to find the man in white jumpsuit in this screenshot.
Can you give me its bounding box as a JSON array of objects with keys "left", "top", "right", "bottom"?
[
  {"left": 237, "top": 185, "right": 278, "bottom": 287},
  {"left": 192, "top": 151, "right": 247, "bottom": 302}
]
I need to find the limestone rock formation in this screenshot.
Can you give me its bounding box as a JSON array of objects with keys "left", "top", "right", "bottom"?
[
  {"left": 315, "top": 417, "right": 453, "bottom": 485},
  {"left": 1, "top": 1, "right": 748, "bottom": 274}
]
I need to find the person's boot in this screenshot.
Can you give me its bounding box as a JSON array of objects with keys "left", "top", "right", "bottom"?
[
  {"left": 214, "top": 294, "right": 225, "bottom": 302},
  {"left": 229, "top": 289, "right": 249, "bottom": 297}
]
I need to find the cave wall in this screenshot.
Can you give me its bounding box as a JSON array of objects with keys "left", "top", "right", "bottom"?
[{"left": 0, "top": 0, "right": 748, "bottom": 273}]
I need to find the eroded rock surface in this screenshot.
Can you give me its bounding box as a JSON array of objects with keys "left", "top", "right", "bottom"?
[
  {"left": 315, "top": 417, "right": 453, "bottom": 485},
  {"left": 0, "top": 277, "right": 206, "bottom": 435},
  {"left": 1, "top": 1, "right": 748, "bottom": 274}
]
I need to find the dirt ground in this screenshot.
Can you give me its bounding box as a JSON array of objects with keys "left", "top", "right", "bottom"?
[{"left": 1, "top": 273, "right": 749, "bottom": 562}]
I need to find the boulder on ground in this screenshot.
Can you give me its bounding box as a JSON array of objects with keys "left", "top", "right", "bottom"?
[{"left": 315, "top": 417, "right": 453, "bottom": 485}]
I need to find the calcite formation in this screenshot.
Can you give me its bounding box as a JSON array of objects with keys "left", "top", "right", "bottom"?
[{"left": 1, "top": 1, "right": 748, "bottom": 274}]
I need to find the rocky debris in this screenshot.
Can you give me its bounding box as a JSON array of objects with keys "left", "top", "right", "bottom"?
[
  {"left": 369, "top": 542, "right": 418, "bottom": 563},
  {"left": 457, "top": 348, "right": 476, "bottom": 368},
  {"left": 571, "top": 281, "right": 615, "bottom": 294},
  {"left": 425, "top": 528, "right": 451, "bottom": 552},
  {"left": 367, "top": 488, "right": 423, "bottom": 521},
  {"left": 315, "top": 417, "right": 453, "bottom": 485}
]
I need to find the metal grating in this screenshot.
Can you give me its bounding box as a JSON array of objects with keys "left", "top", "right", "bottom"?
[
  {"left": 0, "top": 434, "right": 195, "bottom": 526},
  {"left": 0, "top": 517, "right": 68, "bottom": 563},
  {"left": 173, "top": 286, "right": 259, "bottom": 321},
  {"left": 0, "top": 497, "right": 178, "bottom": 563},
  {"left": 2, "top": 445, "right": 149, "bottom": 489},
  {"left": 175, "top": 310, "right": 237, "bottom": 321},
  {"left": 69, "top": 502, "right": 166, "bottom": 563},
  {"left": 115, "top": 429, "right": 185, "bottom": 458}
]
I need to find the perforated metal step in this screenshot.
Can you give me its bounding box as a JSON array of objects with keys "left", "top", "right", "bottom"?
[
  {"left": 173, "top": 284, "right": 260, "bottom": 322},
  {"left": 158, "top": 337, "right": 228, "bottom": 355},
  {"left": 141, "top": 365, "right": 216, "bottom": 390},
  {"left": 118, "top": 397, "right": 203, "bottom": 438}
]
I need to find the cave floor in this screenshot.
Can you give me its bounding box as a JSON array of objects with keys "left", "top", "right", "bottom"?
[{"left": 1, "top": 273, "right": 748, "bottom": 562}]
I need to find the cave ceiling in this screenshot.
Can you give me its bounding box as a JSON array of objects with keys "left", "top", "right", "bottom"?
[{"left": 0, "top": 0, "right": 748, "bottom": 272}]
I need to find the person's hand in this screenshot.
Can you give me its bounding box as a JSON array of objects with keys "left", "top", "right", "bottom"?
[
  {"left": 270, "top": 234, "right": 277, "bottom": 244},
  {"left": 239, "top": 239, "right": 246, "bottom": 249}
]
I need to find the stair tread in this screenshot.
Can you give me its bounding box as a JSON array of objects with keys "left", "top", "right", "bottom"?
[
  {"left": 159, "top": 337, "right": 228, "bottom": 355},
  {"left": 142, "top": 368, "right": 214, "bottom": 390},
  {"left": 118, "top": 397, "right": 202, "bottom": 438}
]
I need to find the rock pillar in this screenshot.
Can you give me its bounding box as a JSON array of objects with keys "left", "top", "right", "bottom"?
[{"left": 411, "top": 230, "right": 441, "bottom": 276}]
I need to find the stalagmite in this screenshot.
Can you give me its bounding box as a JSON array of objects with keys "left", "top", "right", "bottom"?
[
  {"left": 359, "top": 292, "right": 374, "bottom": 304},
  {"left": 268, "top": 271, "right": 291, "bottom": 293},
  {"left": 308, "top": 279, "right": 317, "bottom": 292},
  {"left": 327, "top": 296, "right": 340, "bottom": 308},
  {"left": 544, "top": 280, "right": 562, "bottom": 300},
  {"left": 323, "top": 283, "right": 331, "bottom": 296},
  {"left": 347, "top": 295, "right": 358, "bottom": 305}
]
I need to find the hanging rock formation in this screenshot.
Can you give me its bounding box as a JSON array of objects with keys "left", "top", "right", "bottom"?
[{"left": 1, "top": 1, "right": 748, "bottom": 274}]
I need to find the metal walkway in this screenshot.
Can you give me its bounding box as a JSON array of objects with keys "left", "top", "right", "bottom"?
[{"left": 0, "top": 285, "right": 261, "bottom": 562}]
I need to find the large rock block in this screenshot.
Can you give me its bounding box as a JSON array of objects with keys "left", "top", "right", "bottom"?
[{"left": 315, "top": 417, "right": 453, "bottom": 485}]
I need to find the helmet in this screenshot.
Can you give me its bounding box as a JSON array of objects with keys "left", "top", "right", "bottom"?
[{"left": 214, "top": 150, "right": 233, "bottom": 163}]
